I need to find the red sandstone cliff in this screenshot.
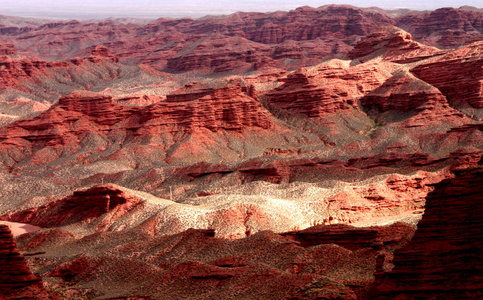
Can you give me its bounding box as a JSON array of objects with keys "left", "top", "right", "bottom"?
[
  {"left": 411, "top": 41, "right": 483, "bottom": 109},
  {"left": 348, "top": 27, "right": 444, "bottom": 63},
  {"left": 1, "top": 184, "right": 143, "bottom": 228},
  {"left": 265, "top": 61, "right": 390, "bottom": 118},
  {"left": 2, "top": 6, "right": 483, "bottom": 74},
  {"left": 0, "top": 224, "right": 52, "bottom": 299},
  {"left": 372, "top": 164, "right": 483, "bottom": 298},
  {"left": 396, "top": 7, "right": 483, "bottom": 48},
  {"left": 0, "top": 85, "right": 274, "bottom": 170},
  {"left": 0, "top": 41, "right": 49, "bottom": 89}
]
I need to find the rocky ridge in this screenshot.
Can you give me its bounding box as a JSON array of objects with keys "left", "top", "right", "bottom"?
[
  {"left": 411, "top": 41, "right": 483, "bottom": 110},
  {"left": 0, "top": 11, "right": 481, "bottom": 299},
  {"left": 1, "top": 6, "right": 482, "bottom": 74},
  {"left": 347, "top": 27, "right": 444, "bottom": 63},
  {"left": 396, "top": 7, "right": 483, "bottom": 48}
]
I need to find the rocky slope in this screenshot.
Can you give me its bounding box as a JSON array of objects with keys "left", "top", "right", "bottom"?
[
  {"left": 411, "top": 41, "right": 483, "bottom": 111},
  {"left": 0, "top": 224, "right": 52, "bottom": 299},
  {"left": 347, "top": 27, "right": 445, "bottom": 63},
  {"left": 0, "top": 8, "right": 481, "bottom": 299},
  {"left": 265, "top": 61, "right": 389, "bottom": 118},
  {"left": 372, "top": 163, "right": 483, "bottom": 298},
  {"left": 0, "top": 26, "right": 480, "bottom": 211},
  {"left": 0, "top": 84, "right": 278, "bottom": 172},
  {"left": 166, "top": 35, "right": 276, "bottom": 73},
  {"left": 0, "top": 41, "right": 50, "bottom": 89},
  {"left": 10, "top": 211, "right": 415, "bottom": 299}
]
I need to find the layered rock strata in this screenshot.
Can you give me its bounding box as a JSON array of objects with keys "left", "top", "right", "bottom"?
[
  {"left": 265, "top": 62, "right": 389, "bottom": 118},
  {"left": 1, "top": 184, "right": 143, "bottom": 227},
  {"left": 411, "top": 42, "right": 483, "bottom": 109},
  {"left": 348, "top": 27, "right": 444, "bottom": 63},
  {"left": 0, "top": 85, "right": 273, "bottom": 169},
  {"left": 373, "top": 165, "right": 483, "bottom": 298},
  {"left": 0, "top": 224, "right": 51, "bottom": 299}
]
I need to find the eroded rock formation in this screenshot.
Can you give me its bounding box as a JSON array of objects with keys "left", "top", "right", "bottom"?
[
  {"left": 411, "top": 42, "right": 483, "bottom": 109},
  {"left": 396, "top": 7, "right": 483, "bottom": 48},
  {"left": 1, "top": 184, "right": 143, "bottom": 227},
  {"left": 373, "top": 164, "right": 483, "bottom": 298},
  {"left": 0, "top": 84, "right": 274, "bottom": 170},
  {"left": 0, "top": 224, "right": 52, "bottom": 299},
  {"left": 348, "top": 27, "right": 444, "bottom": 63}
]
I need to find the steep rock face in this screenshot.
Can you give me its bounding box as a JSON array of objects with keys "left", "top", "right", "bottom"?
[
  {"left": 0, "top": 224, "right": 51, "bottom": 299},
  {"left": 347, "top": 27, "right": 444, "bottom": 63},
  {"left": 55, "top": 90, "right": 133, "bottom": 127},
  {"left": 0, "top": 91, "right": 130, "bottom": 160},
  {"left": 411, "top": 42, "right": 483, "bottom": 109},
  {"left": 396, "top": 7, "right": 483, "bottom": 48},
  {"left": 266, "top": 61, "right": 390, "bottom": 118},
  {"left": 0, "top": 42, "right": 124, "bottom": 95},
  {"left": 1, "top": 85, "right": 272, "bottom": 136},
  {"left": 266, "top": 68, "right": 351, "bottom": 117},
  {"left": 1, "top": 184, "right": 143, "bottom": 227},
  {"left": 0, "top": 85, "right": 274, "bottom": 169},
  {"left": 0, "top": 5, "right": 395, "bottom": 73},
  {"left": 0, "top": 42, "right": 49, "bottom": 88},
  {"left": 362, "top": 71, "right": 448, "bottom": 112},
  {"left": 1, "top": 19, "right": 139, "bottom": 61},
  {"left": 372, "top": 165, "right": 483, "bottom": 298},
  {"left": 272, "top": 40, "right": 304, "bottom": 60},
  {"left": 138, "top": 84, "right": 274, "bottom": 134},
  {"left": 166, "top": 35, "right": 275, "bottom": 73},
  {"left": 151, "top": 5, "right": 395, "bottom": 44},
  {"left": 2, "top": 6, "right": 483, "bottom": 75},
  {"left": 361, "top": 70, "right": 468, "bottom": 130},
  {"left": 282, "top": 222, "right": 415, "bottom": 251}
]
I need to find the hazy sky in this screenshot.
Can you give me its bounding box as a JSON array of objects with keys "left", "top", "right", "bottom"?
[{"left": 1, "top": 0, "right": 482, "bottom": 19}]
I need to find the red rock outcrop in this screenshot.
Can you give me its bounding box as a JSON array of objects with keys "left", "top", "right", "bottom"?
[
  {"left": 347, "top": 27, "right": 444, "bottom": 63},
  {"left": 0, "top": 41, "right": 125, "bottom": 98},
  {"left": 2, "top": 6, "right": 483, "bottom": 75},
  {"left": 282, "top": 222, "right": 415, "bottom": 251},
  {"left": 219, "top": 5, "right": 394, "bottom": 44},
  {"left": 1, "top": 19, "right": 140, "bottom": 61},
  {"left": 141, "top": 84, "right": 274, "bottom": 133},
  {"left": 266, "top": 68, "right": 352, "bottom": 117},
  {"left": 362, "top": 70, "right": 448, "bottom": 112},
  {"left": 411, "top": 41, "right": 483, "bottom": 109},
  {"left": 0, "top": 5, "right": 396, "bottom": 73},
  {"left": 0, "top": 41, "right": 17, "bottom": 55},
  {"left": 1, "top": 84, "right": 272, "bottom": 136},
  {"left": 0, "top": 224, "right": 52, "bottom": 299},
  {"left": 372, "top": 165, "right": 483, "bottom": 298},
  {"left": 0, "top": 42, "right": 49, "bottom": 88},
  {"left": 265, "top": 61, "right": 390, "bottom": 118},
  {"left": 361, "top": 70, "right": 468, "bottom": 130},
  {"left": 1, "top": 184, "right": 143, "bottom": 227},
  {"left": 166, "top": 35, "right": 276, "bottom": 73},
  {"left": 86, "top": 45, "right": 119, "bottom": 63},
  {"left": 0, "top": 85, "right": 274, "bottom": 169},
  {"left": 396, "top": 7, "right": 483, "bottom": 48}
]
